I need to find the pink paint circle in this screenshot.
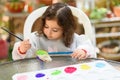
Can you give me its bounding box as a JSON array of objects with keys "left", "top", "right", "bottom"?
[
  {"left": 64, "top": 67, "right": 77, "bottom": 74},
  {"left": 17, "top": 75, "right": 28, "bottom": 80}
]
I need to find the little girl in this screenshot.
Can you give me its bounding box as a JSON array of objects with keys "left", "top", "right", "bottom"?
[{"left": 12, "top": 3, "right": 96, "bottom": 60}]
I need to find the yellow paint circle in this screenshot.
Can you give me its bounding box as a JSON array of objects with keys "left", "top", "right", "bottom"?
[{"left": 80, "top": 64, "right": 91, "bottom": 70}]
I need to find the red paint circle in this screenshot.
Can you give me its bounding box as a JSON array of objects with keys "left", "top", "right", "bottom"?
[{"left": 64, "top": 67, "right": 77, "bottom": 74}]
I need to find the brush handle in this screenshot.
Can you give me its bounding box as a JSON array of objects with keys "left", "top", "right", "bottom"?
[
  {"left": 48, "top": 51, "right": 73, "bottom": 54},
  {"left": 1, "top": 27, "right": 23, "bottom": 41}
]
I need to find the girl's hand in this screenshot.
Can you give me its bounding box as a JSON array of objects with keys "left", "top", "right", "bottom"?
[
  {"left": 19, "top": 39, "right": 31, "bottom": 53},
  {"left": 71, "top": 49, "right": 87, "bottom": 59}
]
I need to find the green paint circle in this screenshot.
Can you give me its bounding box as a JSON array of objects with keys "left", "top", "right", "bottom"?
[{"left": 51, "top": 70, "right": 61, "bottom": 75}]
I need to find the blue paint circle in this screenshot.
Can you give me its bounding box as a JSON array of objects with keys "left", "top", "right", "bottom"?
[
  {"left": 95, "top": 62, "right": 106, "bottom": 68},
  {"left": 35, "top": 73, "right": 45, "bottom": 78}
]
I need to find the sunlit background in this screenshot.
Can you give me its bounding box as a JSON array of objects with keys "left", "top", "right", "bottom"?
[{"left": 0, "top": 0, "right": 120, "bottom": 63}]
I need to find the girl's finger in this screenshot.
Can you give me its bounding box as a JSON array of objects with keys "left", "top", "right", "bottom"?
[{"left": 78, "top": 54, "right": 86, "bottom": 59}]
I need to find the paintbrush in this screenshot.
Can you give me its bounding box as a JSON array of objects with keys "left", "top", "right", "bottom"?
[
  {"left": 1, "top": 27, "right": 52, "bottom": 62},
  {"left": 1, "top": 27, "right": 23, "bottom": 41}
]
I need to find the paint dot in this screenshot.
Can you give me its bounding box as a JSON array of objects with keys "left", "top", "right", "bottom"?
[
  {"left": 80, "top": 64, "right": 91, "bottom": 70},
  {"left": 64, "top": 67, "right": 77, "bottom": 74},
  {"left": 95, "top": 62, "right": 105, "bottom": 68},
  {"left": 35, "top": 73, "right": 45, "bottom": 78},
  {"left": 51, "top": 70, "right": 61, "bottom": 75},
  {"left": 17, "top": 75, "right": 28, "bottom": 80}
]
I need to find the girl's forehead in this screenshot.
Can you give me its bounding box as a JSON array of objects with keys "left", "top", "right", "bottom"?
[{"left": 45, "top": 19, "right": 60, "bottom": 28}]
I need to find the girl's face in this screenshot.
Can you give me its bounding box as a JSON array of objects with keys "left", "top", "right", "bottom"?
[{"left": 43, "top": 19, "right": 63, "bottom": 40}]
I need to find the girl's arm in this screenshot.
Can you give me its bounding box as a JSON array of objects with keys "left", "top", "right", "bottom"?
[
  {"left": 12, "top": 33, "right": 37, "bottom": 60},
  {"left": 71, "top": 34, "right": 96, "bottom": 59},
  {"left": 12, "top": 41, "right": 36, "bottom": 60},
  {"left": 12, "top": 42, "right": 26, "bottom": 60}
]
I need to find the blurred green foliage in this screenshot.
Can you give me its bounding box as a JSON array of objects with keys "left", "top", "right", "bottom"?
[
  {"left": 111, "top": 0, "right": 120, "bottom": 6},
  {"left": 89, "top": 8, "right": 107, "bottom": 19}
]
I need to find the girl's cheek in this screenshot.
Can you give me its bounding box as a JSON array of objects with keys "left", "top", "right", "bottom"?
[{"left": 43, "top": 29, "right": 47, "bottom": 34}]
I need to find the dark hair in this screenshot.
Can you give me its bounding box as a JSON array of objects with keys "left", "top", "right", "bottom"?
[{"left": 38, "top": 3, "right": 77, "bottom": 47}]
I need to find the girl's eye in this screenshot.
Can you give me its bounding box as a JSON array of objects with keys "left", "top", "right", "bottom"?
[
  {"left": 44, "top": 25, "right": 49, "bottom": 28},
  {"left": 52, "top": 29, "right": 59, "bottom": 32}
]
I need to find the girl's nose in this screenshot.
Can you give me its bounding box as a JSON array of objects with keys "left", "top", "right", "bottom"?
[{"left": 47, "top": 29, "right": 52, "bottom": 36}]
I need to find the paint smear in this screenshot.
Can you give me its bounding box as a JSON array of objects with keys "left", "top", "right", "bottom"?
[
  {"left": 51, "top": 70, "right": 62, "bottom": 75},
  {"left": 17, "top": 75, "right": 28, "bottom": 80},
  {"left": 64, "top": 67, "right": 77, "bottom": 74},
  {"left": 35, "top": 73, "right": 45, "bottom": 78},
  {"left": 36, "top": 50, "right": 47, "bottom": 55},
  {"left": 80, "top": 64, "right": 91, "bottom": 70},
  {"left": 95, "top": 62, "right": 105, "bottom": 68}
]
